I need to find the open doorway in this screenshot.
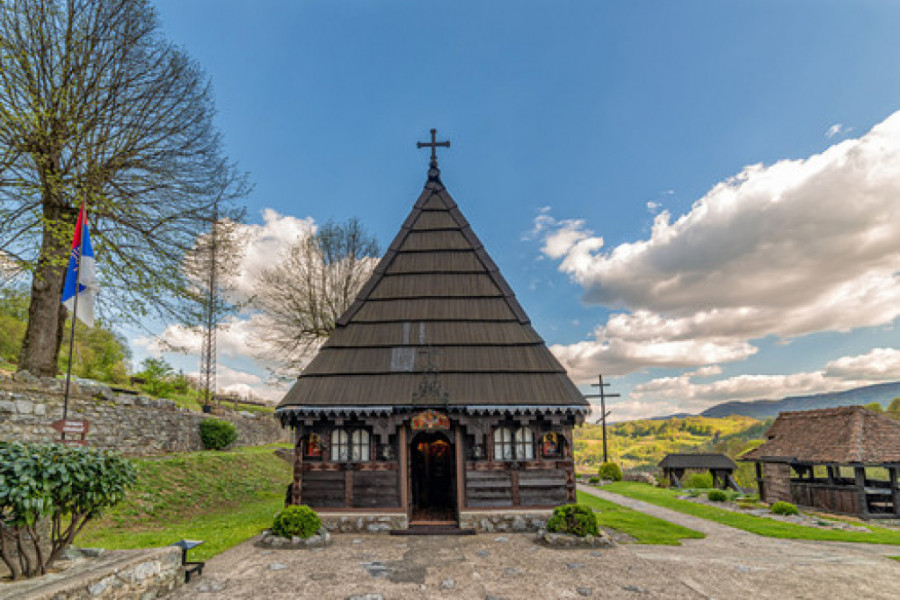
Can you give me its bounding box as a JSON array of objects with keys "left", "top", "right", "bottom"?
[{"left": 409, "top": 431, "right": 456, "bottom": 524}]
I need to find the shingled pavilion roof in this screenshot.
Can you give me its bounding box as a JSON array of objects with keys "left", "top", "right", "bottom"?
[
  {"left": 741, "top": 406, "right": 900, "bottom": 465},
  {"left": 277, "top": 160, "right": 588, "bottom": 414},
  {"left": 658, "top": 453, "right": 737, "bottom": 470}
]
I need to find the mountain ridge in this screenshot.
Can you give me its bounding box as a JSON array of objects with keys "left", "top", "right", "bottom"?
[{"left": 695, "top": 381, "right": 900, "bottom": 419}]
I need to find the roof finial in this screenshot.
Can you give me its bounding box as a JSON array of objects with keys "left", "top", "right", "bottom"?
[{"left": 416, "top": 129, "right": 450, "bottom": 180}]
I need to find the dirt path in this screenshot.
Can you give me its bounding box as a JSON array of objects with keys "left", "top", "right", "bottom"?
[
  {"left": 166, "top": 488, "right": 900, "bottom": 600},
  {"left": 579, "top": 485, "right": 900, "bottom": 599}
]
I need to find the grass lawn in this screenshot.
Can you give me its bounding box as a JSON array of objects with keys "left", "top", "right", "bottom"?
[
  {"left": 603, "top": 481, "right": 900, "bottom": 545},
  {"left": 577, "top": 491, "right": 705, "bottom": 545},
  {"left": 77, "top": 444, "right": 291, "bottom": 561}
]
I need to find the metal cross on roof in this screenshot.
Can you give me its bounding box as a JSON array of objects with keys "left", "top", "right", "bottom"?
[{"left": 417, "top": 128, "right": 450, "bottom": 165}]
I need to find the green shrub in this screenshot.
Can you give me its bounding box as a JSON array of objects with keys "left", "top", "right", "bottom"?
[
  {"left": 271, "top": 505, "right": 322, "bottom": 539},
  {"left": 546, "top": 503, "right": 599, "bottom": 537},
  {"left": 588, "top": 476, "right": 600, "bottom": 484},
  {"left": 0, "top": 442, "right": 136, "bottom": 579},
  {"left": 199, "top": 418, "right": 237, "bottom": 450},
  {"left": 771, "top": 501, "right": 799, "bottom": 516},
  {"left": 685, "top": 472, "right": 713, "bottom": 489},
  {"left": 707, "top": 489, "right": 728, "bottom": 502},
  {"left": 597, "top": 462, "right": 623, "bottom": 481}
]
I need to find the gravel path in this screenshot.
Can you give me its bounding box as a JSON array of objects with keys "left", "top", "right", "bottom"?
[
  {"left": 165, "top": 488, "right": 900, "bottom": 599},
  {"left": 579, "top": 485, "right": 900, "bottom": 599}
]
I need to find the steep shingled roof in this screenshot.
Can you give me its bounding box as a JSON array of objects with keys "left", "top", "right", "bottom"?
[
  {"left": 741, "top": 406, "right": 900, "bottom": 464},
  {"left": 278, "top": 162, "right": 587, "bottom": 410}
]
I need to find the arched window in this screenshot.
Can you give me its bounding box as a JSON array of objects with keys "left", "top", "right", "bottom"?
[
  {"left": 493, "top": 427, "right": 513, "bottom": 460},
  {"left": 351, "top": 429, "right": 370, "bottom": 462},
  {"left": 303, "top": 433, "right": 323, "bottom": 460},
  {"left": 331, "top": 429, "right": 349, "bottom": 462},
  {"left": 515, "top": 427, "right": 534, "bottom": 460},
  {"left": 541, "top": 432, "right": 562, "bottom": 459}
]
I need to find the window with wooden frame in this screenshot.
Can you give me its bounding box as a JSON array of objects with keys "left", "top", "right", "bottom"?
[
  {"left": 493, "top": 427, "right": 514, "bottom": 460},
  {"left": 303, "top": 433, "right": 323, "bottom": 460},
  {"left": 351, "top": 429, "right": 371, "bottom": 462},
  {"left": 331, "top": 429, "right": 350, "bottom": 462},
  {"left": 540, "top": 432, "right": 562, "bottom": 459},
  {"left": 515, "top": 426, "right": 535, "bottom": 460}
]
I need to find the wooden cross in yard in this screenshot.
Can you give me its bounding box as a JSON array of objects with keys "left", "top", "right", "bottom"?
[{"left": 584, "top": 374, "right": 619, "bottom": 464}]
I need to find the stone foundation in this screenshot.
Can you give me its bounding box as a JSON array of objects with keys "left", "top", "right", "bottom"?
[
  {"left": 458, "top": 510, "right": 552, "bottom": 533},
  {"left": 0, "top": 546, "right": 182, "bottom": 599},
  {"left": 318, "top": 513, "right": 408, "bottom": 533},
  {"left": 0, "top": 378, "right": 288, "bottom": 455}
]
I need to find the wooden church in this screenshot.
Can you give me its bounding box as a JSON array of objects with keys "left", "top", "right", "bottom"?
[{"left": 276, "top": 131, "right": 589, "bottom": 531}]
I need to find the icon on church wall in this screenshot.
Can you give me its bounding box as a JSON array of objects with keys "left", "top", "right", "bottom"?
[
  {"left": 411, "top": 409, "right": 450, "bottom": 431},
  {"left": 305, "top": 433, "right": 323, "bottom": 458},
  {"left": 542, "top": 432, "right": 561, "bottom": 458}
]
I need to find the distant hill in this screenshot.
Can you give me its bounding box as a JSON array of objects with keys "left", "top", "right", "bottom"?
[{"left": 699, "top": 381, "right": 900, "bottom": 419}]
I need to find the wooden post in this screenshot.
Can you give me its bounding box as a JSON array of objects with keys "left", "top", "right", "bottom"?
[
  {"left": 455, "top": 425, "right": 465, "bottom": 513},
  {"left": 889, "top": 467, "right": 899, "bottom": 517},
  {"left": 755, "top": 462, "right": 764, "bottom": 501},
  {"left": 399, "top": 426, "right": 408, "bottom": 515},
  {"left": 854, "top": 466, "right": 868, "bottom": 518}
]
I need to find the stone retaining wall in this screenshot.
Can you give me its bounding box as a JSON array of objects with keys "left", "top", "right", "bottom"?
[
  {"left": 0, "top": 377, "right": 288, "bottom": 455},
  {"left": 318, "top": 513, "right": 408, "bottom": 533},
  {"left": 459, "top": 510, "right": 552, "bottom": 533},
  {"left": 0, "top": 546, "right": 183, "bottom": 600}
]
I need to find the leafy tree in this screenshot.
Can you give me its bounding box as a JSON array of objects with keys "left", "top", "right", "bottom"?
[
  {"left": 59, "top": 320, "right": 131, "bottom": 383},
  {"left": 252, "top": 218, "right": 379, "bottom": 376},
  {"left": 863, "top": 402, "right": 883, "bottom": 413},
  {"left": 136, "top": 357, "right": 175, "bottom": 398},
  {"left": 0, "top": 442, "right": 135, "bottom": 579},
  {"left": 0, "top": 0, "right": 248, "bottom": 377},
  {"left": 886, "top": 397, "right": 900, "bottom": 420},
  {"left": 0, "top": 286, "right": 28, "bottom": 363}
]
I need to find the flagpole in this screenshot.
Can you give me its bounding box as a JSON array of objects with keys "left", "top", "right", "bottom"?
[{"left": 61, "top": 203, "right": 87, "bottom": 441}]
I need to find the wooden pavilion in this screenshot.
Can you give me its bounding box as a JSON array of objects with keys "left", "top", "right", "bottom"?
[
  {"left": 741, "top": 406, "right": 900, "bottom": 519},
  {"left": 658, "top": 453, "right": 737, "bottom": 489},
  {"left": 275, "top": 134, "right": 589, "bottom": 532}
]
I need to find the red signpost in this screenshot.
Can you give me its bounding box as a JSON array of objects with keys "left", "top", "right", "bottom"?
[{"left": 51, "top": 419, "right": 90, "bottom": 445}]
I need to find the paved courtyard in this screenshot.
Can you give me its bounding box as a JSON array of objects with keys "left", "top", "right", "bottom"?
[{"left": 168, "top": 487, "right": 900, "bottom": 600}]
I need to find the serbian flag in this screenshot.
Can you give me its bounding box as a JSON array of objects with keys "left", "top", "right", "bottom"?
[{"left": 61, "top": 203, "right": 98, "bottom": 327}]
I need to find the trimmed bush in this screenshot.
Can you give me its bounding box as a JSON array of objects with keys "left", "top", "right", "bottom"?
[
  {"left": 588, "top": 476, "right": 600, "bottom": 484},
  {"left": 597, "top": 462, "right": 623, "bottom": 482},
  {"left": 771, "top": 501, "right": 799, "bottom": 516},
  {"left": 546, "top": 503, "right": 599, "bottom": 538},
  {"left": 0, "top": 442, "right": 135, "bottom": 579},
  {"left": 707, "top": 489, "right": 728, "bottom": 502},
  {"left": 199, "top": 418, "right": 237, "bottom": 450},
  {"left": 685, "top": 472, "right": 713, "bottom": 489},
  {"left": 272, "top": 505, "right": 322, "bottom": 539}
]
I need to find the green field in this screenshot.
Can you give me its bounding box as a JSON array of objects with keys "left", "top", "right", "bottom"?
[
  {"left": 77, "top": 444, "right": 291, "bottom": 561},
  {"left": 574, "top": 415, "right": 769, "bottom": 487},
  {"left": 577, "top": 491, "right": 704, "bottom": 545},
  {"left": 603, "top": 482, "right": 900, "bottom": 545}
]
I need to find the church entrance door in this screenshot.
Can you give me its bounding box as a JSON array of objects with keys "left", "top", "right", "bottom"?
[{"left": 409, "top": 431, "right": 456, "bottom": 524}]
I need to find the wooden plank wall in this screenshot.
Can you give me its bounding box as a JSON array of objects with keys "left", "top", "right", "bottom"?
[
  {"left": 465, "top": 470, "right": 513, "bottom": 507},
  {"left": 518, "top": 469, "right": 567, "bottom": 506},
  {"left": 301, "top": 471, "right": 346, "bottom": 508},
  {"left": 352, "top": 471, "right": 400, "bottom": 508}
]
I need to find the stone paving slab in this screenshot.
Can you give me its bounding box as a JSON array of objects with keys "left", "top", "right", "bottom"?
[{"left": 161, "top": 487, "right": 900, "bottom": 600}]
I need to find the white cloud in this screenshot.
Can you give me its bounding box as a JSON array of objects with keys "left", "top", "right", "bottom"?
[
  {"left": 541, "top": 111, "right": 900, "bottom": 378},
  {"left": 646, "top": 201, "right": 661, "bottom": 213},
  {"left": 825, "top": 123, "right": 852, "bottom": 138},
  {"left": 228, "top": 209, "right": 316, "bottom": 301},
  {"left": 824, "top": 347, "right": 900, "bottom": 381}
]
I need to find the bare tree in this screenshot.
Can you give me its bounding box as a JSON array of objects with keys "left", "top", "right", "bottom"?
[
  {"left": 0, "top": 0, "right": 249, "bottom": 376},
  {"left": 252, "top": 218, "right": 379, "bottom": 376}
]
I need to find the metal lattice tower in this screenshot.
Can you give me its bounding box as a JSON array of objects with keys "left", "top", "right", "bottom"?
[{"left": 200, "top": 202, "right": 218, "bottom": 408}]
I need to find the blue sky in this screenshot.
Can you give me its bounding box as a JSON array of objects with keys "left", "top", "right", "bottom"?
[{"left": 134, "top": 0, "right": 900, "bottom": 419}]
